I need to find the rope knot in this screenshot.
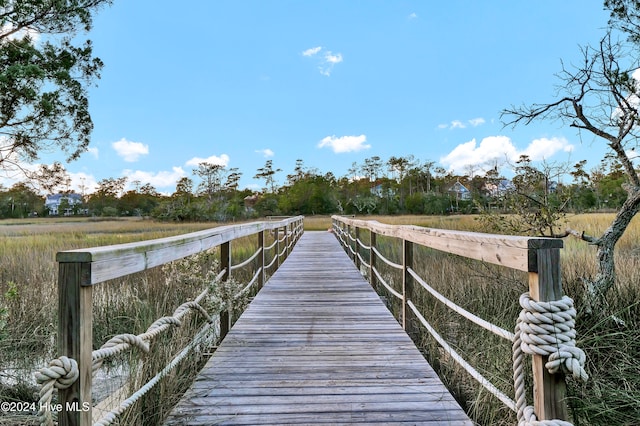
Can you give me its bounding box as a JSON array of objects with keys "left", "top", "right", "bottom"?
[
  {"left": 517, "top": 293, "right": 588, "bottom": 381},
  {"left": 35, "top": 356, "right": 79, "bottom": 390},
  {"left": 35, "top": 356, "right": 80, "bottom": 426}
]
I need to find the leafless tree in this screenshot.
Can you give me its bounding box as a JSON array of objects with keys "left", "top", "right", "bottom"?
[{"left": 502, "top": 33, "right": 640, "bottom": 308}]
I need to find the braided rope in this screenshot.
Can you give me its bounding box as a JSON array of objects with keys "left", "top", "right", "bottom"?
[
  {"left": 34, "top": 356, "right": 79, "bottom": 426},
  {"left": 93, "top": 322, "right": 214, "bottom": 426},
  {"left": 513, "top": 292, "right": 588, "bottom": 426},
  {"left": 92, "top": 301, "right": 213, "bottom": 371},
  {"left": 36, "top": 300, "right": 215, "bottom": 425}
]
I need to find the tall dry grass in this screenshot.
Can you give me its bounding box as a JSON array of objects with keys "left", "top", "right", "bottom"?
[
  {"left": 348, "top": 213, "right": 640, "bottom": 425},
  {"left": 2, "top": 214, "right": 638, "bottom": 425},
  {"left": 0, "top": 217, "right": 267, "bottom": 425}
]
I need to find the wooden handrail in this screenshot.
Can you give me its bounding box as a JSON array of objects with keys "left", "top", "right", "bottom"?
[
  {"left": 56, "top": 216, "right": 304, "bottom": 425},
  {"left": 331, "top": 215, "right": 567, "bottom": 422},
  {"left": 333, "top": 216, "right": 562, "bottom": 272}
]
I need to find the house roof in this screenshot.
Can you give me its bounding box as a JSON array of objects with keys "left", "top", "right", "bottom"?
[
  {"left": 45, "top": 193, "right": 83, "bottom": 203},
  {"left": 448, "top": 181, "right": 469, "bottom": 193}
]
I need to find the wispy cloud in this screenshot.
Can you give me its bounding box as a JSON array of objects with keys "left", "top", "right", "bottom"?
[
  {"left": 468, "top": 117, "right": 485, "bottom": 127},
  {"left": 302, "top": 46, "right": 344, "bottom": 76},
  {"left": 440, "top": 135, "right": 574, "bottom": 174},
  {"left": 408, "top": 12, "right": 418, "bottom": 19},
  {"left": 318, "top": 135, "right": 370, "bottom": 153},
  {"left": 302, "top": 46, "right": 322, "bottom": 57},
  {"left": 112, "top": 138, "right": 149, "bottom": 162},
  {"left": 87, "top": 147, "right": 99, "bottom": 159},
  {"left": 438, "top": 117, "right": 486, "bottom": 130},
  {"left": 185, "top": 154, "right": 230, "bottom": 167},
  {"left": 255, "top": 148, "right": 274, "bottom": 158}
]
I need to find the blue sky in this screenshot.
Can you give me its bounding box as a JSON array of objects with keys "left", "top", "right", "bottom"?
[{"left": 10, "top": 1, "right": 620, "bottom": 194}]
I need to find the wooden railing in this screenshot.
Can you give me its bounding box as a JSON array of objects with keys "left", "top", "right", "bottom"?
[
  {"left": 51, "top": 216, "right": 304, "bottom": 425},
  {"left": 331, "top": 215, "right": 570, "bottom": 423}
]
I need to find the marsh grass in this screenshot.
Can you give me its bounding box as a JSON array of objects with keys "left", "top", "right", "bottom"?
[
  {"left": 348, "top": 213, "right": 640, "bottom": 425},
  {"left": 2, "top": 214, "right": 638, "bottom": 425},
  {"left": 0, "top": 217, "right": 260, "bottom": 425}
]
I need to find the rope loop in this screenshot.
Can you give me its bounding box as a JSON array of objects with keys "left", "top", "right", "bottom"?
[
  {"left": 35, "top": 356, "right": 80, "bottom": 426},
  {"left": 513, "top": 292, "right": 588, "bottom": 426},
  {"left": 518, "top": 293, "right": 588, "bottom": 381}
]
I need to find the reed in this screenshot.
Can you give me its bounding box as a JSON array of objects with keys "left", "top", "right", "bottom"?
[
  {"left": 0, "top": 217, "right": 258, "bottom": 425},
  {"left": 353, "top": 213, "right": 640, "bottom": 425},
  {"left": 1, "top": 214, "right": 638, "bottom": 425}
]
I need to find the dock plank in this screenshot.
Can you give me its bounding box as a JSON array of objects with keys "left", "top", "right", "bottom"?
[{"left": 163, "top": 231, "right": 473, "bottom": 425}]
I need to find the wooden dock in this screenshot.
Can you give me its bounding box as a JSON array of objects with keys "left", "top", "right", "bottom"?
[{"left": 163, "top": 231, "right": 473, "bottom": 425}]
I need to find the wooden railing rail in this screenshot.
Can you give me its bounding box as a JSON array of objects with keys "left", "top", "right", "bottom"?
[
  {"left": 53, "top": 216, "right": 304, "bottom": 425},
  {"left": 331, "top": 215, "right": 569, "bottom": 423}
]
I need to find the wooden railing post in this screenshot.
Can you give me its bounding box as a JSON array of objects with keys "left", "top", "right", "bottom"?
[
  {"left": 369, "top": 231, "right": 377, "bottom": 289},
  {"left": 354, "top": 226, "right": 361, "bottom": 270},
  {"left": 58, "top": 261, "right": 93, "bottom": 425},
  {"left": 258, "top": 230, "right": 265, "bottom": 290},
  {"left": 402, "top": 239, "right": 414, "bottom": 336},
  {"left": 274, "top": 227, "right": 280, "bottom": 269},
  {"left": 286, "top": 222, "right": 291, "bottom": 257},
  {"left": 219, "top": 241, "right": 231, "bottom": 341},
  {"left": 529, "top": 247, "right": 568, "bottom": 421}
]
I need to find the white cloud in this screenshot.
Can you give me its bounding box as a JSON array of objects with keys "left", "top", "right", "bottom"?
[
  {"left": 185, "top": 154, "right": 230, "bottom": 167},
  {"left": 408, "top": 12, "right": 418, "bottom": 19},
  {"left": 255, "top": 149, "right": 274, "bottom": 158},
  {"left": 68, "top": 171, "right": 98, "bottom": 194},
  {"left": 523, "top": 137, "right": 574, "bottom": 160},
  {"left": 440, "top": 135, "right": 574, "bottom": 174},
  {"left": 302, "top": 46, "right": 322, "bottom": 57},
  {"left": 318, "top": 135, "right": 370, "bottom": 153},
  {"left": 469, "top": 117, "right": 486, "bottom": 127},
  {"left": 303, "top": 46, "right": 343, "bottom": 76},
  {"left": 112, "top": 138, "right": 149, "bottom": 162},
  {"left": 122, "top": 167, "right": 186, "bottom": 190},
  {"left": 325, "top": 52, "right": 343, "bottom": 64},
  {"left": 440, "top": 118, "right": 486, "bottom": 130}
]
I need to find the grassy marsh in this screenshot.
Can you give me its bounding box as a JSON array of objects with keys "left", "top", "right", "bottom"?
[{"left": 1, "top": 214, "right": 638, "bottom": 425}]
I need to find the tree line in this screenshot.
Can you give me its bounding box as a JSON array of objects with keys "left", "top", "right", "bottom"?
[{"left": 0, "top": 154, "right": 631, "bottom": 222}]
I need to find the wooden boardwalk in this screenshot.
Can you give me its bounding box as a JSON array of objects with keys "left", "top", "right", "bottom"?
[{"left": 164, "top": 231, "right": 473, "bottom": 425}]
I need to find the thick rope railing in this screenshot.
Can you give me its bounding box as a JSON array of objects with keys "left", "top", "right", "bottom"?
[
  {"left": 37, "top": 221, "right": 302, "bottom": 425},
  {"left": 37, "top": 217, "right": 303, "bottom": 426},
  {"left": 408, "top": 267, "right": 515, "bottom": 341},
  {"left": 371, "top": 246, "right": 403, "bottom": 270},
  {"left": 36, "top": 295, "right": 216, "bottom": 425},
  {"left": 93, "top": 321, "right": 214, "bottom": 426},
  {"left": 230, "top": 246, "right": 262, "bottom": 271},
  {"left": 372, "top": 266, "right": 403, "bottom": 300},
  {"left": 513, "top": 293, "right": 588, "bottom": 426},
  {"left": 332, "top": 216, "right": 588, "bottom": 425},
  {"left": 407, "top": 300, "right": 518, "bottom": 411}
]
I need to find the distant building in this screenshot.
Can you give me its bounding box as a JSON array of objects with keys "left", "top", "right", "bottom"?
[
  {"left": 243, "top": 193, "right": 259, "bottom": 212},
  {"left": 45, "top": 193, "right": 83, "bottom": 216},
  {"left": 483, "top": 179, "right": 515, "bottom": 197},
  {"left": 447, "top": 180, "right": 471, "bottom": 201}
]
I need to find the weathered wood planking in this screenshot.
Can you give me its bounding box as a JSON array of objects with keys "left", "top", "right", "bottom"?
[{"left": 164, "top": 231, "right": 473, "bottom": 425}]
